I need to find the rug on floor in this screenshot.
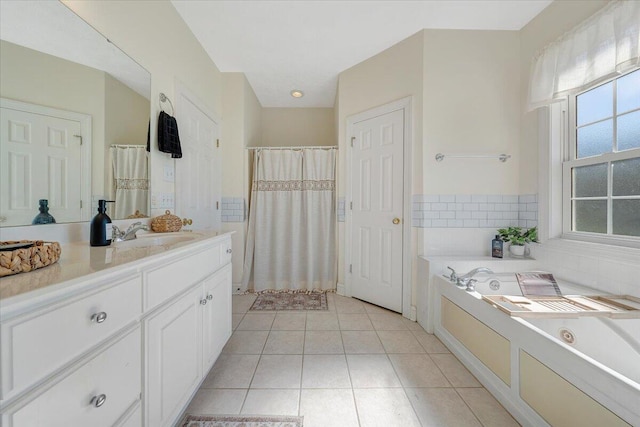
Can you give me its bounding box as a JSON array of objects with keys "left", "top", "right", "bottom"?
[
  {"left": 180, "top": 415, "right": 304, "bottom": 427},
  {"left": 249, "top": 292, "right": 328, "bottom": 311}
]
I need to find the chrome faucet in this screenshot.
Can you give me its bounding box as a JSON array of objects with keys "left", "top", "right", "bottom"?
[
  {"left": 445, "top": 266, "right": 493, "bottom": 291},
  {"left": 112, "top": 222, "right": 150, "bottom": 242}
]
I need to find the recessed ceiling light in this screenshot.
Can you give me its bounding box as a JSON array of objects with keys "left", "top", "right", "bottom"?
[{"left": 290, "top": 90, "right": 304, "bottom": 98}]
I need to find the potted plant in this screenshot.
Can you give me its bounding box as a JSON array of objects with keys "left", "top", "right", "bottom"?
[{"left": 497, "top": 226, "right": 538, "bottom": 257}]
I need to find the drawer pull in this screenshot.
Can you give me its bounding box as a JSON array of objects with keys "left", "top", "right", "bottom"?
[
  {"left": 91, "top": 312, "right": 108, "bottom": 324},
  {"left": 200, "top": 298, "right": 208, "bottom": 305},
  {"left": 226, "top": 248, "right": 232, "bottom": 254},
  {"left": 207, "top": 294, "right": 213, "bottom": 300},
  {"left": 90, "top": 394, "right": 107, "bottom": 408}
]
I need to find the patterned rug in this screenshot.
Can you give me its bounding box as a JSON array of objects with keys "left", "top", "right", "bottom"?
[
  {"left": 250, "top": 292, "right": 328, "bottom": 311},
  {"left": 180, "top": 415, "right": 303, "bottom": 427}
]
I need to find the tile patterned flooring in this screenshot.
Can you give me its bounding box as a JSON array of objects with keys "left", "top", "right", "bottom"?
[{"left": 186, "top": 293, "right": 520, "bottom": 427}]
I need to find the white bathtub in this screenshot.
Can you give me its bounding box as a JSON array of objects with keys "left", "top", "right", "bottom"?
[{"left": 432, "top": 274, "right": 640, "bottom": 427}]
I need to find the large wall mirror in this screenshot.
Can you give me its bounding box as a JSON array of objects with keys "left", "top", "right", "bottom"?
[{"left": 0, "top": 1, "right": 151, "bottom": 227}]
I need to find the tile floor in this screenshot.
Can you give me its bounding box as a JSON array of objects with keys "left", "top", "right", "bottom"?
[{"left": 186, "top": 293, "right": 520, "bottom": 427}]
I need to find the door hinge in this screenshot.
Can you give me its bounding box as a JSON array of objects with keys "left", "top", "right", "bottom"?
[
  {"left": 350, "top": 201, "right": 353, "bottom": 210},
  {"left": 80, "top": 200, "right": 83, "bottom": 208},
  {"left": 216, "top": 139, "right": 220, "bottom": 148},
  {"left": 74, "top": 134, "right": 83, "bottom": 145},
  {"left": 349, "top": 264, "right": 352, "bottom": 273},
  {"left": 216, "top": 201, "right": 219, "bottom": 210},
  {"left": 350, "top": 137, "right": 355, "bottom": 147}
]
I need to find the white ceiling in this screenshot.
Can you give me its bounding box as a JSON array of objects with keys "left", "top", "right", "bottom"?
[{"left": 172, "top": 0, "right": 552, "bottom": 108}]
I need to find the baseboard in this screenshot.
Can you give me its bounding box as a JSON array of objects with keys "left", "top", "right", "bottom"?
[{"left": 336, "top": 282, "right": 345, "bottom": 296}]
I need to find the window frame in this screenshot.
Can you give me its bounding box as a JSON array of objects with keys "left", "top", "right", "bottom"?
[{"left": 559, "top": 69, "right": 640, "bottom": 247}]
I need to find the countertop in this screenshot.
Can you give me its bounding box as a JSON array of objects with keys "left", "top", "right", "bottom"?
[{"left": 0, "top": 231, "right": 231, "bottom": 310}]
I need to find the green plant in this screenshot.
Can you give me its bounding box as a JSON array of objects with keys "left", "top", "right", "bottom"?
[{"left": 497, "top": 226, "right": 538, "bottom": 246}]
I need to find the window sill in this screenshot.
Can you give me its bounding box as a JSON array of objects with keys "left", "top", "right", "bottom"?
[{"left": 541, "top": 235, "right": 640, "bottom": 264}]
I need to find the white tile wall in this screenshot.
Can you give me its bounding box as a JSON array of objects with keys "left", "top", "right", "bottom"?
[
  {"left": 412, "top": 194, "right": 538, "bottom": 229},
  {"left": 221, "top": 197, "right": 246, "bottom": 223}
]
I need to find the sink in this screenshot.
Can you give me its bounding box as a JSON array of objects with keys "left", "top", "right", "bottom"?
[{"left": 113, "top": 232, "right": 199, "bottom": 249}]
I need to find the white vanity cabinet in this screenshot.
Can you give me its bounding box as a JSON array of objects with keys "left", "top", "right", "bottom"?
[{"left": 0, "top": 232, "right": 233, "bottom": 427}]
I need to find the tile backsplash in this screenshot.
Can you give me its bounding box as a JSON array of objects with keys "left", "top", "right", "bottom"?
[
  {"left": 221, "top": 197, "right": 246, "bottom": 222},
  {"left": 412, "top": 194, "right": 538, "bottom": 229}
]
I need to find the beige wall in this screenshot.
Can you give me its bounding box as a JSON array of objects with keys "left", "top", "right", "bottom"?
[
  {"left": 260, "top": 108, "right": 335, "bottom": 147},
  {"left": 0, "top": 40, "right": 107, "bottom": 196},
  {"left": 518, "top": 0, "right": 608, "bottom": 194},
  {"left": 423, "top": 29, "right": 521, "bottom": 195},
  {"left": 64, "top": 0, "right": 222, "bottom": 217}
]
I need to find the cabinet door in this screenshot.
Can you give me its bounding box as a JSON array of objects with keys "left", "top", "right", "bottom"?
[
  {"left": 145, "top": 287, "right": 202, "bottom": 427},
  {"left": 202, "top": 264, "right": 232, "bottom": 371}
]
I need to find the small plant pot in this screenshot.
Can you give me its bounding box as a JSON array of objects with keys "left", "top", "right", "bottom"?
[{"left": 509, "top": 244, "right": 526, "bottom": 257}]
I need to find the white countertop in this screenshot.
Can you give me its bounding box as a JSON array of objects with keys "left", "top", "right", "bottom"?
[{"left": 0, "top": 231, "right": 232, "bottom": 309}]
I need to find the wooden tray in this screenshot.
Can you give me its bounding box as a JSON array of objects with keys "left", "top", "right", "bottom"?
[{"left": 482, "top": 294, "right": 640, "bottom": 319}]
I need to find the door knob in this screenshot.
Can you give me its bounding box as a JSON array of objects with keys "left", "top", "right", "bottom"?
[{"left": 392, "top": 218, "right": 401, "bottom": 225}]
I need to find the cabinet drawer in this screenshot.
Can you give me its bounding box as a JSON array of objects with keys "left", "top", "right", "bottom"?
[
  {"left": 1, "top": 276, "right": 142, "bottom": 400},
  {"left": 220, "top": 237, "right": 232, "bottom": 264},
  {"left": 6, "top": 327, "right": 141, "bottom": 427},
  {"left": 144, "top": 244, "right": 220, "bottom": 310}
]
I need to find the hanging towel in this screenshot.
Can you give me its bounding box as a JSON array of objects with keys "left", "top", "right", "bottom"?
[{"left": 157, "top": 111, "right": 182, "bottom": 158}]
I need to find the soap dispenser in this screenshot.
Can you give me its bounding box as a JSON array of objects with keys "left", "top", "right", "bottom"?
[
  {"left": 491, "top": 235, "right": 504, "bottom": 258},
  {"left": 90, "top": 200, "right": 114, "bottom": 246},
  {"left": 32, "top": 199, "right": 56, "bottom": 225}
]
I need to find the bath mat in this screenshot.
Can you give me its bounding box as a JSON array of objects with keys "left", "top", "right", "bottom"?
[
  {"left": 180, "top": 415, "right": 303, "bottom": 427},
  {"left": 250, "top": 292, "right": 328, "bottom": 311}
]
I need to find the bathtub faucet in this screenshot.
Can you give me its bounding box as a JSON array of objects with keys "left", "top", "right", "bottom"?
[{"left": 456, "top": 267, "right": 494, "bottom": 291}]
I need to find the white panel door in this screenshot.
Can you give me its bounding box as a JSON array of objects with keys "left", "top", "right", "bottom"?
[
  {"left": 0, "top": 107, "right": 83, "bottom": 226},
  {"left": 350, "top": 109, "right": 404, "bottom": 312},
  {"left": 145, "top": 286, "right": 202, "bottom": 427},
  {"left": 176, "top": 93, "right": 220, "bottom": 230},
  {"left": 202, "top": 264, "right": 232, "bottom": 372}
]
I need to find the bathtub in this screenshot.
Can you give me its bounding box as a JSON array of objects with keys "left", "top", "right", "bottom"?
[{"left": 432, "top": 274, "right": 640, "bottom": 427}]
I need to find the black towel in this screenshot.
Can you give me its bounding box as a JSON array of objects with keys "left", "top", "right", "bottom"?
[{"left": 157, "top": 111, "right": 182, "bottom": 158}]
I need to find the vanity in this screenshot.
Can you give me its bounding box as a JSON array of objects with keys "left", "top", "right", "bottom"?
[{"left": 0, "top": 231, "right": 233, "bottom": 427}]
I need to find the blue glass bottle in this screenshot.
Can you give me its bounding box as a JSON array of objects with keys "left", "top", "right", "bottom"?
[{"left": 32, "top": 199, "right": 56, "bottom": 225}]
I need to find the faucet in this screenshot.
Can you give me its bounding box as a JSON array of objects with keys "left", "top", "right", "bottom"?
[
  {"left": 446, "top": 267, "right": 494, "bottom": 291},
  {"left": 112, "top": 222, "right": 150, "bottom": 242}
]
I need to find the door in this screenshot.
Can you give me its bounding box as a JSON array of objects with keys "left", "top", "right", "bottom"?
[
  {"left": 0, "top": 105, "right": 83, "bottom": 226},
  {"left": 145, "top": 286, "right": 202, "bottom": 427},
  {"left": 202, "top": 264, "right": 232, "bottom": 371},
  {"left": 349, "top": 109, "right": 404, "bottom": 312},
  {"left": 175, "top": 91, "right": 220, "bottom": 230}
]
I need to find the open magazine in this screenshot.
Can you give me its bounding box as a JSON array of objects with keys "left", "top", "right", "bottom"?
[{"left": 516, "top": 272, "right": 562, "bottom": 296}]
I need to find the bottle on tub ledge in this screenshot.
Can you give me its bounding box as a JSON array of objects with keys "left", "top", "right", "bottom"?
[
  {"left": 491, "top": 235, "right": 504, "bottom": 258},
  {"left": 90, "top": 200, "right": 115, "bottom": 246}
]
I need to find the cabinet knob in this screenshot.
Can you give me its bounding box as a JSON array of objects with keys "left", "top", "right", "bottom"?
[
  {"left": 207, "top": 294, "right": 213, "bottom": 300},
  {"left": 90, "top": 394, "right": 107, "bottom": 408},
  {"left": 91, "top": 312, "right": 108, "bottom": 324},
  {"left": 200, "top": 298, "right": 208, "bottom": 305},
  {"left": 226, "top": 248, "right": 232, "bottom": 254}
]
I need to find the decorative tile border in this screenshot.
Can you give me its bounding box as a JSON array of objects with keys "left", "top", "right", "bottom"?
[
  {"left": 221, "top": 197, "right": 246, "bottom": 222},
  {"left": 412, "top": 194, "right": 538, "bottom": 228}
]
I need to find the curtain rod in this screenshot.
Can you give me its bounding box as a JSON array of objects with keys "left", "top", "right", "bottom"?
[
  {"left": 246, "top": 146, "right": 338, "bottom": 150},
  {"left": 435, "top": 153, "right": 511, "bottom": 163},
  {"left": 111, "top": 144, "right": 146, "bottom": 148}
]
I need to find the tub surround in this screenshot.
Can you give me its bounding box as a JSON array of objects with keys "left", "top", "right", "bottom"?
[{"left": 0, "top": 230, "right": 233, "bottom": 427}]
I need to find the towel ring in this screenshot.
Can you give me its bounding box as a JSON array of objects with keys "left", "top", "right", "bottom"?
[{"left": 159, "top": 93, "right": 175, "bottom": 115}]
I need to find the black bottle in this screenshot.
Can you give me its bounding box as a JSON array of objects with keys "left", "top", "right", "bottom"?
[
  {"left": 90, "top": 200, "right": 114, "bottom": 246},
  {"left": 32, "top": 199, "right": 56, "bottom": 225},
  {"left": 491, "top": 235, "right": 504, "bottom": 258}
]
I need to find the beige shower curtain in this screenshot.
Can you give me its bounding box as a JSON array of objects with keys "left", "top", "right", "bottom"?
[
  {"left": 110, "top": 145, "right": 149, "bottom": 219},
  {"left": 243, "top": 148, "right": 337, "bottom": 292}
]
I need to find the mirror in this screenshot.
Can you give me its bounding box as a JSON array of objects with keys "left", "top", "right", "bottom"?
[{"left": 0, "top": 1, "right": 151, "bottom": 227}]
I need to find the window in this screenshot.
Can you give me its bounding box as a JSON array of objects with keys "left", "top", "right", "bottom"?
[{"left": 564, "top": 69, "right": 640, "bottom": 240}]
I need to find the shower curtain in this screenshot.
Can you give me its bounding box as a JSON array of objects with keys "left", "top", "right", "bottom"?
[
  {"left": 110, "top": 145, "right": 149, "bottom": 218},
  {"left": 243, "top": 148, "right": 337, "bottom": 292}
]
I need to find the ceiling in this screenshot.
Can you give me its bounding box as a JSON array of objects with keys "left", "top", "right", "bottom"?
[
  {"left": 0, "top": 1, "right": 150, "bottom": 99},
  {"left": 172, "top": 0, "right": 553, "bottom": 108}
]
